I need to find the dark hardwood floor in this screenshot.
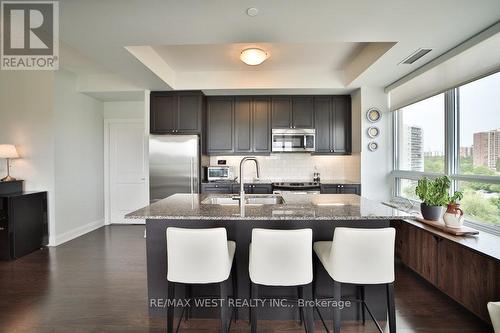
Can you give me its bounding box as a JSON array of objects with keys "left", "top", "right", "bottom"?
[{"left": 0, "top": 225, "right": 491, "bottom": 332}]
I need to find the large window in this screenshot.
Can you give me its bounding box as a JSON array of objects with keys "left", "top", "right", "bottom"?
[
  {"left": 458, "top": 72, "right": 500, "bottom": 175},
  {"left": 396, "top": 93, "right": 445, "bottom": 173},
  {"left": 457, "top": 72, "right": 500, "bottom": 228},
  {"left": 393, "top": 71, "right": 500, "bottom": 233}
]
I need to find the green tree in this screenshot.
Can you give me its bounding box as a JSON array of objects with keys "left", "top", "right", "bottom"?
[
  {"left": 460, "top": 156, "right": 473, "bottom": 173},
  {"left": 423, "top": 156, "right": 444, "bottom": 173},
  {"left": 472, "top": 165, "right": 496, "bottom": 176},
  {"left": 461, "top": 190, "right": 500, "bottom": 226}
]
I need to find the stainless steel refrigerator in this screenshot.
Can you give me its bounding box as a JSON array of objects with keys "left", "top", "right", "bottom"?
[{"left": 149, "top": 135, "right": 199, "bottom": 203}]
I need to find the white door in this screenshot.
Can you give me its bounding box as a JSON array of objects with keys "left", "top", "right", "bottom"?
[{"left": 108, "top": 121, "right": 148, "bottom": 224}]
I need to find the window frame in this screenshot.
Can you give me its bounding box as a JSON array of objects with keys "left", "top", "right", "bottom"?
[{"left": 391, "top": 72, "right": 500, "bottom": 236}]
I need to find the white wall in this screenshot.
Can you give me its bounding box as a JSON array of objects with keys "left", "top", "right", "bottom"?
[
  {"left": 0, "top": 71, "right": 56, "bottom": 238},
  {"left": 104, "top": 101, "right": 145, "bottom": 119},
  {"left": 355, "top": 87, "right": 393, "bottom": 202},
  {"left": 209, "top": 154, "right": 360, "bottom": 183},
  {"left": 53, "top": 70, "right": 105, "bottom": 245}
]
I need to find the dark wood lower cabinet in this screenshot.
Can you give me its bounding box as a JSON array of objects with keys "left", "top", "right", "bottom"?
[
  {"left": 241, "top": 184, "right": 273, "bottom": 194},
  {"left": 201, "top": 183, "right": 273, "bottom": 195},
  {"left": 0, "top": 191, "right": 48, "bottom": 260},
  {"left": 437, "top": 239, "right": 500, "bottom": 322},
  {"left": 393, "top": 220, "right": 500, "bottom": 324},
  {"left": 320, "top": 184, "right": 361, "bottom": 195},
  {"left": 200, "top": 183, "right": 233, "bottom": 194},
  {"left": 404, "top": 225, "right": 438, "bottom": 284}
]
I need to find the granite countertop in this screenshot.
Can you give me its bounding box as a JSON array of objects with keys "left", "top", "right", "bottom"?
[
  {"left": 319, "top": 179, "right": 360, "bottom": 185},
  {"left": 126, "top": 193, "right": 412, "bottom": 221}
]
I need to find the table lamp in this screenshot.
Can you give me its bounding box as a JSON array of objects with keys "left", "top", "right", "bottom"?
[{"left": 0, "top": 144, "right": 19, "bottom": 182}]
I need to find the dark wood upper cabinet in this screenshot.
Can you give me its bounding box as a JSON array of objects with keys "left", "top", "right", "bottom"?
[
  {"left": 313, "top": 96, "right": 332, "bottom": 153},
  {"left": 234, "top": 97, "right": 252, "bottom": 153},
  {"left": 291, "top": 96, "right": 314, "bottom": 128},
  {"left": 313, "top": 95, "right": 351, "bottom": 155},
  {"left": 271, "top": 96, "right": 314, "bottom": 129},
  {"left": 177, "top": 93, "right": 202, "bottom": 133},
  {"left": 148, "top": 92, "right": 352, "bottom": 156},
  {"left": 150, "top": 91, "right": 203, "bottom": 134},
  {"left": 207, "top": 96, "right": 271, "bottom": 155},
  {"left": 151, "top": 94, "right": 177, "bottom": 132},
  {"left": 207, "top": 97, "right": 234, "bottom": 153},
  {"left": 271, "top": 97, "right": 292, "bottom": 129},
  {"left": 252, "top": 97, "right": 271, "bottom": 152},
  {"left": 332, "top": 96, "right": 351, "bottom": 154}
]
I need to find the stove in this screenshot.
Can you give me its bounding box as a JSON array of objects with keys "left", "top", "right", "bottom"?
[{"left": 272, "top": 182, "right": 320, "bottom": 191}]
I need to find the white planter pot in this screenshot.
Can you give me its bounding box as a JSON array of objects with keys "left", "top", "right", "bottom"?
[{"left": 443, "top": 205, "right": 464, "bottom": 229}]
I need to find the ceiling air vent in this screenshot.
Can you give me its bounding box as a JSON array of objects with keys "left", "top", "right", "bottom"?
[{"left": 400, "top": 48, "right": 432, "bottom": 64}]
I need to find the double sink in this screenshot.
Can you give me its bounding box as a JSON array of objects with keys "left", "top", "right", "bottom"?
[{"left": 202, "top": 195, "right": 285, "bottom": 206}]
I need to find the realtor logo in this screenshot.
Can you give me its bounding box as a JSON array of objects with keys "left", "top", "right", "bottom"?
[{"left": 1, "top": 1, "right": 59, "bottom": 70}]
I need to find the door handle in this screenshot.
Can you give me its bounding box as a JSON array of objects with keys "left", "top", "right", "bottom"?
[{"left": 190, "top": 158, "right": 194, "bottom": 195}]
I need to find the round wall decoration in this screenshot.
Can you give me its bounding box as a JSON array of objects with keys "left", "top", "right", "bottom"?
[
  {"left": 367, "top": 126, "right": 380, "bottom": 138},
  {"left": 366, "top": 107, "right": 381, "bottom": 123},
  {"left": 368, "top": 141, "right": 379, "bottom": 152}
]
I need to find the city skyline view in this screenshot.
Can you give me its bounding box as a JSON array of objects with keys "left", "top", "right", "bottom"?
[{"left": 399, "top": 71, "right": 500, "bottom": 154}]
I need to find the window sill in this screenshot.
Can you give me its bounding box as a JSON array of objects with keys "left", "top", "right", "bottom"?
[
  {"left": 400, "top": 218, "right": 500, "bottom": 262},
  {"left": 386, "top": 198, "right": 500, "bottom": 261}
]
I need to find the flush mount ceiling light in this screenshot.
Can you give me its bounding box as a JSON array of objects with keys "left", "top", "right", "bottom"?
[{"left": 240, "top": 48, "right": 268, "bottom": 66}]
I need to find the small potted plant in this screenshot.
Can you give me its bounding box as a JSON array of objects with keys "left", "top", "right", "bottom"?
[
  {"left": 443, "top": 191, "right": 464, "bottom": 228},
  {"left": 415, "top": 176, "right": 460, "bottom": 221}
]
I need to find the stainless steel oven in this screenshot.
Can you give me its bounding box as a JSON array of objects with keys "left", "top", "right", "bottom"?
[
  {"left": 272, "top": 182, "right": 320, "bottom": 195},
  {"left": 272, "top": 129, "right": 315, "bottom": 152}
]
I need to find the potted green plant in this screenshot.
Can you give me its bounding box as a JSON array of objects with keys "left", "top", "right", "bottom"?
[
  {"left": 415, "top": 176, "right": 461, "bottom": 221},
  {"left": 443, "top": 191, "right": 464, "bottom": 228}
]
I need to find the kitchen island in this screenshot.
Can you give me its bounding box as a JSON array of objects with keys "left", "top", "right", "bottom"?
[{"left": 127, "top": 193, "right": 412, "bottom": 322}]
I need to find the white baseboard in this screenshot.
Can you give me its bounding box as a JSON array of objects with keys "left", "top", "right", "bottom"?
[
  {"left": 48, "top": 218, "right": 105, "bottom": 246},
  {"left": 110, "top": 219, "right": 145, "bottom": 225}
]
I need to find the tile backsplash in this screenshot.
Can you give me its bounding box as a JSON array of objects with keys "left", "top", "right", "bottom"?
[{"left": 207, "top": 154, "right": 360, "bottom": 182}]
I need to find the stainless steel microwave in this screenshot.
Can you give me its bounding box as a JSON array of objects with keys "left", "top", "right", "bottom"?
[{"left": 271, "top": 129, "right": 315, "bottom": 152}]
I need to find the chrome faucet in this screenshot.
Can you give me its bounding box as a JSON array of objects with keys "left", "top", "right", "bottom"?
[{"left": 238, "top": 157, "right": 261, "bottom": 205}]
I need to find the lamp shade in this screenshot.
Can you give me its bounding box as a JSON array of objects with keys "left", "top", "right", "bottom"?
[{"left": 0, "top": 145, "right": 19, "bottom": 158}]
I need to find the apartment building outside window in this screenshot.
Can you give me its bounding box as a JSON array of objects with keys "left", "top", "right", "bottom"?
[{"left": 393, "top": 71, "right": 500, "bottom": 234}]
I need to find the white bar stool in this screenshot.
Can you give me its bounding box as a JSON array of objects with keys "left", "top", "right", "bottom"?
[
  {"left": 314, "top": 227, "right": 396, "bottom": 333},
  {"left": 166, "top": 227, "right": 236, "bottom": 333},
  {"left": 249, "top": 228, "right": 314, "bottom": 333},
  {"left": 488, "top": 302, "right": 500, "bottom": 333}
]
